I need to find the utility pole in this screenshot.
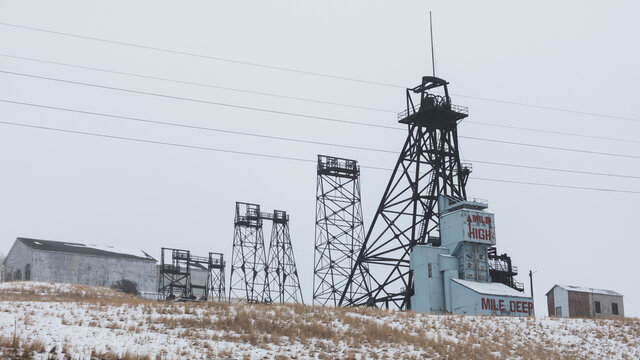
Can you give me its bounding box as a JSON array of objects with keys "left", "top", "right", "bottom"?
[{"left": 529, "top": 270, "right": 536, "bottom": 316}]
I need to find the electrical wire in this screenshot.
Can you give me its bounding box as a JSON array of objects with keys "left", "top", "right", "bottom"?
[
  {"left": 4, "top": 52, "right": 639, "bottom": 145},
  {"left": 1, "top": 21, "right": 638, "bottom": 123},
  {"left": 4, "top": 52, "right": 638, "bottom": 145},
  {"left": 0, "top": 53, "right": 395, "bottom": 114},
  {"left": 467, "top": 121, "right": 640, "bottom": 145},
  {"left": 2, "top": 69, "right": 638, "bottom": 160},
  {"left": 0, "top": 70, "right": 398, "bottom": 130},
  {"left": 3, "top": 98, "right": 640, "bottom": 180},
  {"left": 0, "top": 119, "right": 638, "bottom": 194},
  {"left": 0, "top": 22, "right": 402, "bottom": 89}
]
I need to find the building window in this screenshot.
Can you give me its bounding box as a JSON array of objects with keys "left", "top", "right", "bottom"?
[
  {"left": 595, "top": 301, "right": 601, "bottom": 314},
  {"left": 24, "top": 264, "right": 30, "bottom": 281},
  {"left": 428, "top": 263, "right": 432, "bottom": 278},
  {"left": 612, "top": 303, "right": 619, "bottom": 315},
  {"left": 14, "top": 269, "right": 21, "bottom": 281}
]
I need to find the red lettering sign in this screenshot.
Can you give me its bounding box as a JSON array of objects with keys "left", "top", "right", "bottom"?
[
  {"left": 481, "top": 298, "right": 491, "bottom": 310},
  {"left": 484, "top": 298, "right": 534, "bottom": 315}
]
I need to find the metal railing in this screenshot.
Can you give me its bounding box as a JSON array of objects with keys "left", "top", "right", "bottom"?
[
  {"left": 488, "top": 260, "right": 518, "bottom": 275},
  {"left": 397, "top": 103, "right": 469, "bottom": 120},
  {"left": 317, "top": 155, "right": 359, "bottom": 174}
]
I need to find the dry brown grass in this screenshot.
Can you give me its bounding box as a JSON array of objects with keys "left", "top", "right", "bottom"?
[{"left": 1, "top": 282, "right": 638, "bottom": 359}]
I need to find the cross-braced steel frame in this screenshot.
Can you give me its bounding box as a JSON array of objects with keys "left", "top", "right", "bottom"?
[
  {"left": 159, "top": 248, "right": 226, "bottom": 301},
  {"left": 340, "top": 76, "right": 471, "bottom": 310},
  {"left": 313, "top": 155, "right": 368, "bottom": 306},
  {"left": 159, "top": 247, "right": 192, "bottom": 300},
  {"left": 265, "top": 210, "right": 304, "bottom": 304},
  {"left": 206, "top": 252, "right": 226, "bottom": 301},
  {"left": 229, "top": 202, "right": 269, "bottom": 303}
]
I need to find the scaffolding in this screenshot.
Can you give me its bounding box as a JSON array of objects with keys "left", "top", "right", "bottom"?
[{"left": 313, "top": 155, "right": 368, "bottom": 306}]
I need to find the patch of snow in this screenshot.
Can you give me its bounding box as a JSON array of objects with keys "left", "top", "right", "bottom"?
[
  {"left": 452, "top": 278, "right": 531, "bottom": 298},
  {"left": 557, "top": 285, "right": 622, "bottom": 296}
]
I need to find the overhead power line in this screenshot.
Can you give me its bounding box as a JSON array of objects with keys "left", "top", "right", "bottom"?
[
  {"left": 468, "top": 121, "right": 640, "bottom": 145},
  {"left": 462, "top": 135, "right": 640, "bottom": 160},
  {"left": 2, "top": 69, "right": 639, "bottom": 160},
  {"left": 2, "top": 98, "right": 640, "bottom": 180},
  {"left": 0, "top": 53, "right": 395, "bottom": 114},
  {"left": 0, "top": 22, "right": 401, "bottom": 89},
  {"left": 1, "top": 21, "right": 639, "bottom": 123},
  {"left": 0, "top": 69, "right": 397, "bottom": 130},
  {"left": 3, "top": 52, "right": 638, "bottom": 145},
  {"left": 0, "top": 119, "right": 638, "bottom": 195}
]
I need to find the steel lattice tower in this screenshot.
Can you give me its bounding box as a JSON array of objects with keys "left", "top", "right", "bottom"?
[
  {"left": 265, "top": 210, "right": 304, "bottom": 304},
  {"left": 229, "top": 202, "right": 269, "bottom": 303},
  {"left": 313, "top": 155, "right": 368, "bottom": 306},
  {"left": 159, "top": 247, "right": 192, "bottom": 300},
  {"left": 340, "top": 76, "right": 471, "bottom": 309},
  {"left": 206, "top": 252, "right": 226, "bottom": 301}
]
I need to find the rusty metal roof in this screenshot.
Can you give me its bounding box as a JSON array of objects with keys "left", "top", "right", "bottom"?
[
  {"left": 557, "top": 285, "right": 623, "bottom": 297},
  {"left": 18, "top": 237, "right": 156, "bottom": 262}
]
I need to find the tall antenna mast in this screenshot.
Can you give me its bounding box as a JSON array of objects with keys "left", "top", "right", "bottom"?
[{"left": 429, "top": 11, "right": 436, "bottom": 77}]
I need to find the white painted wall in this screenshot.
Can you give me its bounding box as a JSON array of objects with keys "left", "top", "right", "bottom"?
[{"left": 553, "top": 286, "right": 570, "bottom": 318}]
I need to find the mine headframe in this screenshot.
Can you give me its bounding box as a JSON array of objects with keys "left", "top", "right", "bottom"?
[
  {"left": 265, "top": 210, "right": 304, "bottom": 304},
  {"left": 159, "top": 247, "right": 192, "bottom": 300},
  {"left": 229, "top": 202, "right": 303, "bottom": 304},
  {"left": 189, "top": 252, "right": 226, "bottom": 301},
  {"left": 340, "top": 76, "right": 471, "bottom": 310},
  {"left": 313, "top": 155, "right": 369, "bottom": 306},
  {"left": 229, "top": 202, "right": 270, "bottom": 303},
  {"left": 159, "top": 247, "right": 227, "bottom": 301},
  {"left": 206, "top": 252, "right": 226, "bottom": 301}
]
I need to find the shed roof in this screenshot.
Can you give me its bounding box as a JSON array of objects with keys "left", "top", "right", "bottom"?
[
  {"left": 547, "top": 284, "right": 622, "bottom": 297},
  {"left": 452, "top": 278, "right": 530, "bottom": 298},
  {"left": 17, "top": 237, "right": 156, "bottom": 262}
]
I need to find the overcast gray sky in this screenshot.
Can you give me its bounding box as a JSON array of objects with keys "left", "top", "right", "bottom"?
[{"left": 1, "top": 1, "right": 638, "bottom": 316}]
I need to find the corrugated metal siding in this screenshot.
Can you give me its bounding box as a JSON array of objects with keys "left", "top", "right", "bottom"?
[
  {"left": 568, "top": 291, "right": 590, "bottom": 317},
  {"left": 3, "top": 240, "right": 33, "bottom": 280},
  {"left": 547, "top": 288, "right": 555, "bottom": 316},
  {"left": 30, "top": 250, "right": 157, "bottom": 292},
  {"left": 591, "top": 293, "right": 625, "bottom": 317}
]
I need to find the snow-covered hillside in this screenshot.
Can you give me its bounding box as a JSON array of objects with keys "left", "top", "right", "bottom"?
[{"left": 0, "top": 282, "right": 638, "bottom": 359}]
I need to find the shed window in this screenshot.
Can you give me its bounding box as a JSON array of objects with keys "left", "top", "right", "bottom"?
[
  {"left": 612, "top": 303, "right": 619, "bottom": 315},
  {"left": 595, "top": 301, "right": 601, "bottom": 314}
]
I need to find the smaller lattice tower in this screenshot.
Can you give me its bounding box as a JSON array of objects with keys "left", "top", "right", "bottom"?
[
  {"left": 265, "top": 210, "right": 304, "bottom": 304},
  {"left": 206, "top": 252, "right": 226, "bottom": 301},
  {"left": 313, "top": 155, "right": 368, "bottom": 306},
  {"left": 159, "top": 247, "right": 192, "bottom": 300},
  {"left": 229, "top": 202, "right": 269, "bottom": 303}
]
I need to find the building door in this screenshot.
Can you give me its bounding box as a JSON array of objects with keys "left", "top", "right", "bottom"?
[{"left": 555, "top": 306, "right": 562, "bottom": 317}]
